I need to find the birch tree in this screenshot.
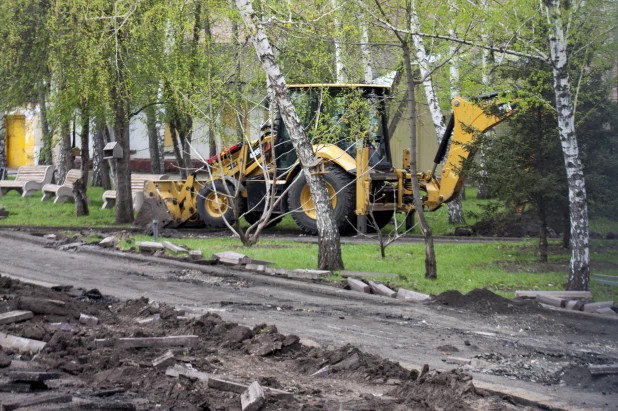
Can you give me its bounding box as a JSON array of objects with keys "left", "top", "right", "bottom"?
[
  {"left": 235, "top": 0, "right": 345, "bottom": 270},
  {"left": 409, "top": 1, "right": 465, "bottom": 224}
]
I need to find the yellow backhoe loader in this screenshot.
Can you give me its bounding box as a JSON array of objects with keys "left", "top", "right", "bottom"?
[{"left": 135, "top": 85, "right": 516, "bottom": 234}]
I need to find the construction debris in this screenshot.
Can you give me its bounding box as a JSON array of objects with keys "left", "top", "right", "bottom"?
[
  {"left": 1, "top": 393, "right": 72, "bottom": 411},
  {"left": 444, "top": 357, "right": 472, "bottom": 365},
  {"left": 241, "top": 381, "right": 266, "bottom": 411},
  {"left": 43, "top": 233, "right": 56, "bottom": 240},
  {"left": 565, "top": 300, "right": 584, "bottom": 311},
  {"left": 136, "top": 241, "right": 165, "bottom": 252},
  {"left": 14, "top": 297, "right": 68, "bottom": 316},
  {"left": 588, "top": 364, "right": 618, "bottom": 375},
  {"left": 213, "top": 251, "right": 251, "bottom": 265},
  {"left": 536, "top": 294, "right": 566, "bottom": 308},
  {"left": 79, "top": 313, "right": 99, "bottom": 327},
  {"left": 397, "top": 288, "right": 430, "bottom": 302},
  {"left": 347, "top": 278, "right": 370, "bottom": 293},
  {"left": 189, "top": 250, "right": 203, "bottom": 260},
  {"left": 583, "top": 301, "right": 615, "bottom": 313},
  {"left": 368, "top": 281, "right": 396, "bottom": 298},
  {"left": 0, "top": 332, "right": 46, "bottom": 353},
  {"left": 0, "top": 310, "right": 33, "bottom": 325},
  {"left": 515, "top": 290, "right": 593, "bottom": 299},
  {"left": 8, "top": 371, "right": 59, "bottom": 382},
  {"left": 152, "top": 350, "right": 175, "bottom": 369},
  {"left": 95, "top": 335, "right": 199, "bottom": 349},
  {"left": 165, "top": 364, "right": 209, "bottom": 381},
  {"left": 99, "top": 236, "right": 118, "bottom": 248},
  {"left": 162, "top": 241, "right": 188, "bottom": 254}
]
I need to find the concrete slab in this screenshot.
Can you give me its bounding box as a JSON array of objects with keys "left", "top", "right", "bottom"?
[
  {"left": 79, "top": 313, "right": 99, "bottom": 326},
  {"left": 213, "top": 251, "right": 250, "bottom": 265},
  {"left": 397, "top": 288, "right": 430, "bottom": 302},
  {"left": 347, "top": 278, "right": 370, "bottom": 293},
  {"left": 0, "top": 333, "right": 46, "bottom": 353},
  {"left": 289, "top": 269, "right": 331, "bottom": 280},
  {"left": 189, "top": 250, "right": 202, "bottom": 260},
  {"left": 95, "top": 335, "right": 198, "bottom": 349},
  {"left": 136, "top": 241, "right": 164, "bottom": 252},
  {"left": 162, "top": 241, "right": 188, "bottom": 253},
  {"left": 583, "top": 301, "right": 614, "bottom": 313},
  {"left": 368, "top": 281, "right": 396, "bottom": 298},
  {"left": 99, "top": 236, "right": 118, "bottom": 248},
  {"left": 515, "top": 290, "right": 592, "bottom": 299},
  {"left": 0, "top": 311, "right": 33, "bottom": 325},
  {"left": 2, "top": 393, "right": 72, "bottom": 411},
  {"left": 241, "top": 381, "right": 266, "bottom": 411},
  {"left": 536, "top": 294, "right": 566, "bottom": 308}
]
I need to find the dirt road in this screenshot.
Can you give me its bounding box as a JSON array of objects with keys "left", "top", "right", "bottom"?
[{"left": 1, "top": 230, "right": 616, "bottom": 410}]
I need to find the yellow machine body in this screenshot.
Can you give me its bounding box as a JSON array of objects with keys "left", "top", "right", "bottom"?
[{"left": 136, "top": 85, "right": 516, "bottom": 234}]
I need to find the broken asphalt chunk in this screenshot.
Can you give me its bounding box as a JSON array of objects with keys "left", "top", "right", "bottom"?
[{"left": 241, "top": 381, "right": 266, "bottom": 411}]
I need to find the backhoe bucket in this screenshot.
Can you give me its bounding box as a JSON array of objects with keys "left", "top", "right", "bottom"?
[{"left": 134, "top": 198, "right": 174, "bottom": 228}]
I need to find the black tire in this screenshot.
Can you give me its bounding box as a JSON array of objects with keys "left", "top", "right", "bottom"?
[
  {"left": 287, "top": 165, "right": 356, "bottom": 235},
  {"left": 244, "top": 212, "right": 283, "bottom": 229},
  {"left": 196, "top": 180, "right": 238, "bottom": 228},
  {"left": 368, "top": 211, "right": 394, "bottom": 232}
]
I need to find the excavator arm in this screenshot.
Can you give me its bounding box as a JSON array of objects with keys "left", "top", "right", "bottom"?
[{"left": 422, "top": 93, "right": 517, "bottom": 211}]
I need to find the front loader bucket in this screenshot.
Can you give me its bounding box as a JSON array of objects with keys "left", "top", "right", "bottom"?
[{"left": 134, "top": 198, "right": 174, "bottom": 228}]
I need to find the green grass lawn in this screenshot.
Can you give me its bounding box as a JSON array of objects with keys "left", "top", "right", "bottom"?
[
  {"left": 0, "top": 186, "right": 123, "bottom": 227},
  {"left": 126, "top": 233, "right": 618, "bottom": 302}
]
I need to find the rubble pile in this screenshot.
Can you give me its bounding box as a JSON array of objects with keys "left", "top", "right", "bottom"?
[{"left": 0, "top": 275, "right": 537, "bottom": 410}]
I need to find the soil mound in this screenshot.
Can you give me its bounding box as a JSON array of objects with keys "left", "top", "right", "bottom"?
[
  {"left": 432, "top": 288, "right": 541, "bottom": 315},
  {"left": 388, "top": 369, "right": 477, "bottom": 410}
]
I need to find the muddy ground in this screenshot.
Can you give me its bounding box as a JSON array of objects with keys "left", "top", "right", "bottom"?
[{"left": 0, "top": 230, "right": 617, "bottom": 410}]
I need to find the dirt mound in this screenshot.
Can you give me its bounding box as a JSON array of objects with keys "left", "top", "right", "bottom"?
[
  {"left": 295, "top": 344, "right": 414, "bottom": 382},
  {"left": 432, "top": 288, "right": 542, "bottom": 315},
  {"left": 388, "top": 369, "right": 477, "bottom": 410}
]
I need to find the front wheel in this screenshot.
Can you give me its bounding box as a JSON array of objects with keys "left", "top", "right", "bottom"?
[
  {"left": 287, "top": 165, "right": 356, "bottom": 235},
  {"left": 196, "top": 180, "right": 238, "bottom": 228}
]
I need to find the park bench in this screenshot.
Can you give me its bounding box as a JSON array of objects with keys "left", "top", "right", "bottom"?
[
  {"left": 41, "top": 169, "right": 83, "bottom": 204},
  {"left": 102, "top": 173, "right": 168, "bottom": 211},
  {"left": 0, "top": 165, "right": 55, "bottom": 199}
]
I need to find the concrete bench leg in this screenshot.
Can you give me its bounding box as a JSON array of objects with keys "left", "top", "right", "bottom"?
[
  {"left": 22, "top": 189, "right": 36, "bottom": 198},
  {"left": 41, "top": 192, "right": 54, "bottom": 202},
  {"left": 54, "top": 196, "right": 71, "bottom": 204},
  {"left": 102, "top": 199, "right": 115, "bottom": 209}
]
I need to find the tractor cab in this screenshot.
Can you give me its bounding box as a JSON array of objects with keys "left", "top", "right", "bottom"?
[{"left": 275, "top": 84, "right": 393, "bottom": 173}]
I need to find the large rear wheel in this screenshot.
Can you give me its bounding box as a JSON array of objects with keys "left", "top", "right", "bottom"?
[
  {"left": 196, "top": 180, "right": 238, "bottom": 228},
  {"left": 287, "top": 165, "right": 356, "bottom": 235}
]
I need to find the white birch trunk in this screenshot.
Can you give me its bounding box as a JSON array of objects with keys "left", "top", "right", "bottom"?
[
  {"left": 235, "top": 0, "right": 344, "bottom": 270},
  {"left": 447, "top": 26, "right": 465, "bottom": 224},
  {"left": 411, "top": 3, "right": 464, "bottom": 223},
  {"left": 332, "top": 0, "right": 347, "bottom": 83},
  {"left": 477, "top": 0, "right": 492, "bottom": 200},
  {"left": 410, "top": 3, "right": 446, "bottom": 139},
  {"left": 0, "top": 113, "right": 6, "bottom": 179},
  {"left": 359, "top": 14, "right": 373, "bottom": 84},
  {"left": 545, "top": 0, "right": 590, "bottom": 290}
]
